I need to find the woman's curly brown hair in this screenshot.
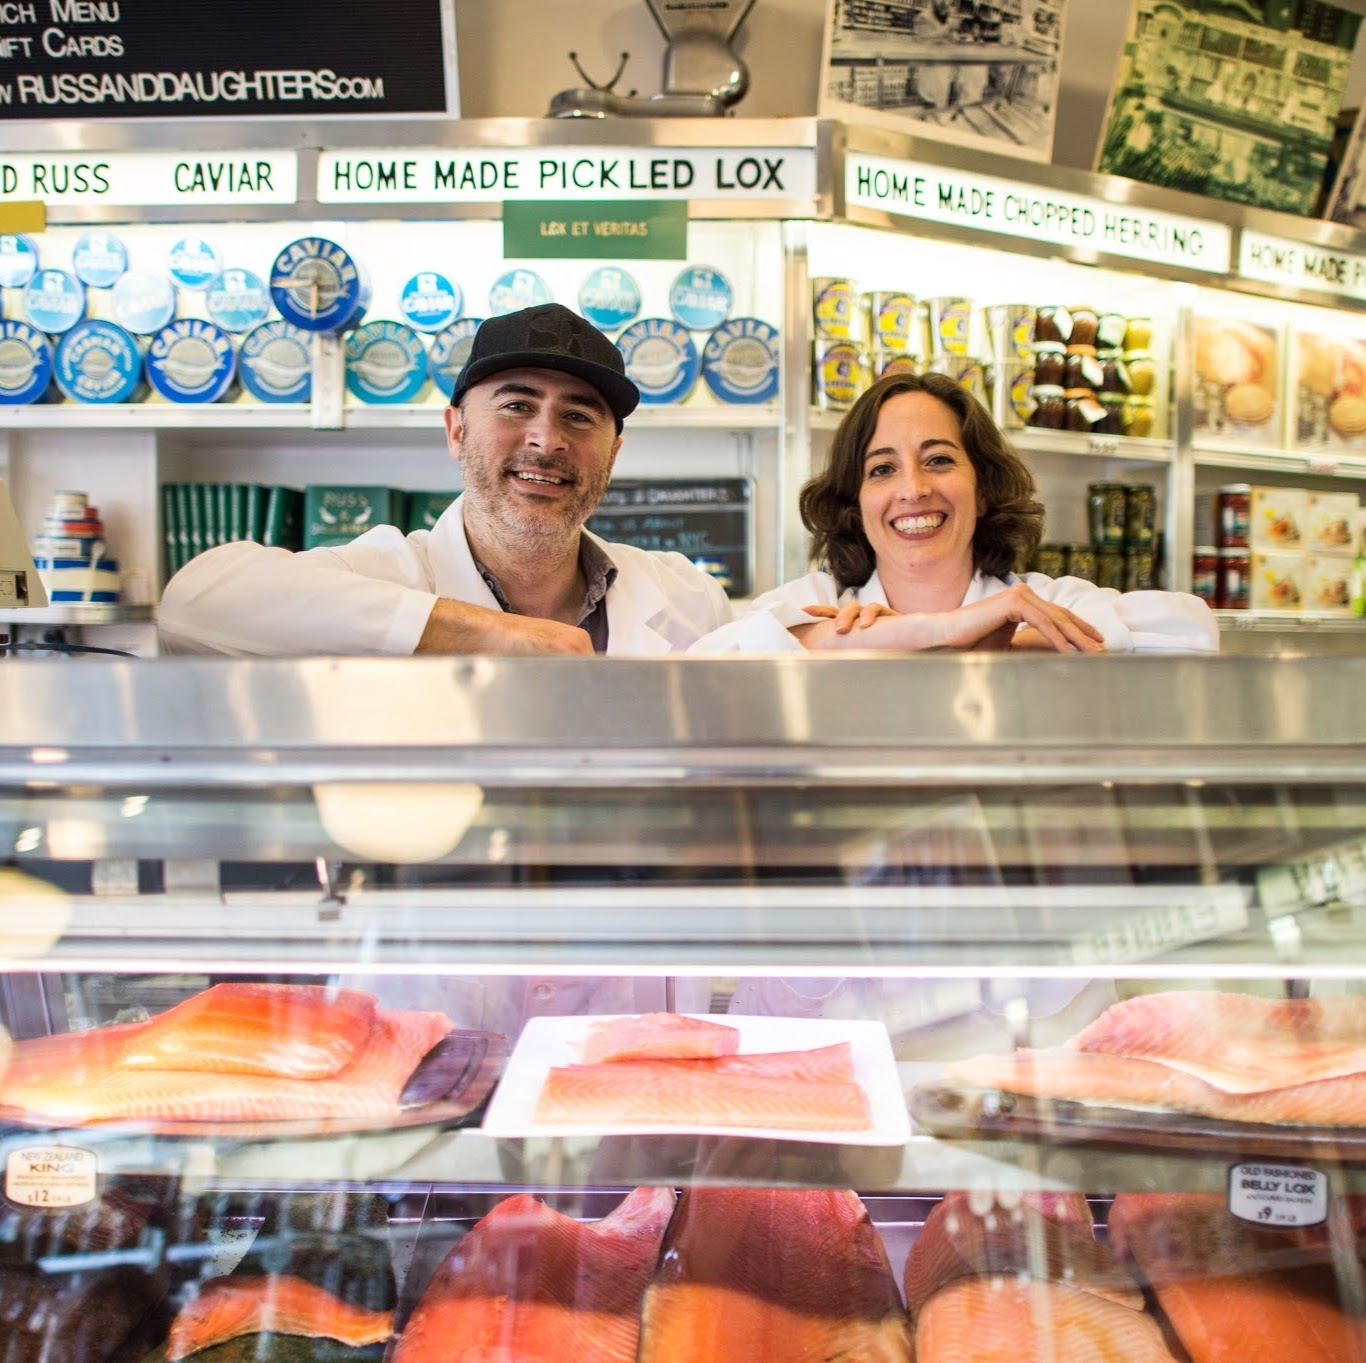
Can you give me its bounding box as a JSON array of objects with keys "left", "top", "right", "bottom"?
[{"left": 799, "top": 371, "right": 1045, "bottom": 591}]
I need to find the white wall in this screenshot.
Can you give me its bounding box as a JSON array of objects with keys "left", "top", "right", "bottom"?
[{"left": 453, "top": 1, "right": 1366, "bottom": 173}]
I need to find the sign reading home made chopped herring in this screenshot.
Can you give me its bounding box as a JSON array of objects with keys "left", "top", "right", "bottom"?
[
  {"left": 0, "top": 0, "right": 450, "bottom": 119},
  {"left": 846, "top": 153, "right": 1231, "bottom": 274}
]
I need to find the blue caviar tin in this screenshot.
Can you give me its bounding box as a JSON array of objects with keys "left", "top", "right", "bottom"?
[
  {"left": 112, "top": 271, "right": 176, "bottom": 334},
  {"left": 488, "top": 268, "right": 551, "bottom": 316},
  {"left": 344, "top": 320, "right": 429, "bottom": 404},
  {"left": 701, "top": 317, "right": 780, "bottom": 404},
  {"left": 399, "top": 271, "right": 462, "bottom": 333},
  {"left": 23, "top": 270, "right": 85, "bottom": 333},
  {"left": 270, "top": 237, "right": 369, "bottom": 333},
  {"left": 616, "top": 318, "right": 700, "bottom": 405},
  {"left": 427, "top": 318, "right": 483, "bottom": 400},
  {"left": 0, "top": 319, "right": 53, "bottom": 405},
  {"left": 71, "top": 231, "right": 128, "bottom": 289},
  {"left": 668, "top": 266, "right": 733, "bottom": 331},
  {"left": 239, "top": 320, "right": 312, "bottom": 403},
  {"left": 0, "top": 234, "right": 38, "bottom": 289},
  {"left": 578, "top": 266, "right": 641, "bottom": 331},
  {"left": 167, "top": 235, "right": 221, "bottom": 290},
  {"left": 146, "top": 318, "right": 237, "bottom": 403},
  {"left": 205, "top": 268, "right": 272, "bottom": 333},
  {"left": 54, "top": 320, "right": 144, "bottom": 404}
]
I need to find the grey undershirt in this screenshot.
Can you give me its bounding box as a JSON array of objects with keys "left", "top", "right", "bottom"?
[{"left": 474, "top": 535, "right": 618, "bottom": 653}]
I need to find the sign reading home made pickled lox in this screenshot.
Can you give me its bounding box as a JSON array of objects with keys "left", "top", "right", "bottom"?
[
  {"left": 317, "top": 147, "right": 819, "bottom": 204},
  {"left": 1239, "top": 231, "right": 1366, "bottom": 305},
  {"left": 0, "top": 151, "right": 297, "bottom": 205},
  {"left": 846, "top": 153, "right": 1231, "bottom": 274}
]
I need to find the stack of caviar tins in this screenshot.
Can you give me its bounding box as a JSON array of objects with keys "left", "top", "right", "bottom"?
[
  {"left": 32, "top": 490, "right": 120, "bottom": 603},
  {"left": 984, "top": 303, "right": 1036, "bottom": 428},
  {"left": 811, "top": 276, "right": 864, "bottom": 410},
  {"left": 920, "top": 296, "right": 988, "bottom": 408}
]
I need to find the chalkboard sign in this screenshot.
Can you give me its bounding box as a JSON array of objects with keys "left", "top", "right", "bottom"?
[
  {"left": 0, "top": 0, "right": 451, "bottom": 120},
  {"left": 588, "top": 478, "right": 752, "bottom": 598}
]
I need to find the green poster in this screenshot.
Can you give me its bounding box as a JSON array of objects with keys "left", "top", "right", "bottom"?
[{"left": 503, "top": 200, "right": 687, "bottom": 259}]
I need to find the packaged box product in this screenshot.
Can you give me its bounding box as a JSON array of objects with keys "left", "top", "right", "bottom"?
[
  {"left": 1249, "top": 552, "right": 1307, "bottom": 611},
  {"left": 1192, "top": 317, "right": 1280, "bottom": 446},
  {"left": 1249, "top": 486, "right": 1309, "bottom": 552},
  {"left": 303, "top": 486, "right": 406, "bottom": 549},
  {"left": 1307, "top": 491, "right": 1360, "bottom": 553},
  {"left": 1296, "top": 333, "right": 1366, "bottom": 449},
  {"left": 1306, "top": 554, "right": 1354, "bottom": 613}
]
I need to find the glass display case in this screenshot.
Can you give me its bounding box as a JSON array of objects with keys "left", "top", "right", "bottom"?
[{"left": 1, "top": 653, "right": 1365, "bottom": 1358}]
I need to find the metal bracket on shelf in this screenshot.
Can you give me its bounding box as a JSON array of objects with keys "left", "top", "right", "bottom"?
[
  {"left": 310, "top": 334, "right": 345, "bottom": 430},
  {"left": 315, "top": 856, "right": 345, "bottom": 921}
]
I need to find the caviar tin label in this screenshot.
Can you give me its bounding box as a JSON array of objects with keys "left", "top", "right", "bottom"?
[
  {"left": 0, "top": 320, "right": 53, "bottom": 406},
  {"left": 206, "top": 269, "right": 271, "bottom": 333},
  {"left": 23, "top": 270, "right": 85, "bottom": 334},
  {"left": 112, "top": 271, "right": 176, "bottom": 334},
  {"left": 168, "top": 236, "right": 221, "bottom": 290},
  {"left": 239, "top": 320, "right": 312, "bottom": 403},
  {"left": 55, "top": 320, "right": 143, "bottom": 404},
  {"left": 428, "top": 317, "right": 483, "bottom": 399},
  {"left": 616, "top": 318, "right": 699, "bottom": 405},
  {"left": 702, "top": 317, "right": 779, "bottom": 404},
  {"left": 579, "top": 266, "right": 641, "bottom": 331},
  {"left": 814, "top": 339, "right": 864, "bottom": 409},
  {"left": 271, "top": 237, "right": 369, "bottom": 333},
  {"left": 877, "top": 352, "right": 920, "bottom": 379},
  {"left": 400, "top": 271, "right": 462, "bottom": 333},
  {"left": 71, "top": 232, "right": 127, "bottom": 289},
  {"left": 928, "top": 297, "right": 972, "bottom": 355},
  {"left": 669, "top": 266, "right": 732, "bottom": 331},
  {"left": 345, "top": 320, "right": 428, "bottom": 404},
  {"left": 0, "top": 234, "right": 38, "bottom": 289},
  {"left": 146, "top": 318, "right": 237, "bottom": 403},
  {"left": 813, "top": 277, "right": 858, "bottom": 340},
  {"left": 870, "top": 292, "right": 917, "bottom": 352},
  {"left": 488, "top": 268, "right": 551, "bottom": 316}
]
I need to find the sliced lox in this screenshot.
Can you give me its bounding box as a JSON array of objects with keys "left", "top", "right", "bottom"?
[{"left": 579, "top": 1013, "right": 739, "bottom": 1064}]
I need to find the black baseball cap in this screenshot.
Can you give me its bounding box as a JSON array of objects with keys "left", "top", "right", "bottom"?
[{"left": 450, "top": 303, "right": 639, "bottom": 428}]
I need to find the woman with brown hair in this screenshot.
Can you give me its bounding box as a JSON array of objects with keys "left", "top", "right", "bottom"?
[{"left": 693, "top": 371, "right": 1217, "bottom": 653}]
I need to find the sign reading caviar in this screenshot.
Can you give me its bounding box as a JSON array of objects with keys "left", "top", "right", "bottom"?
[
  {"left": 503, "top": 201, "right": 688, "bottom": 260},
  {"left": 0, "top": 0, "right": 452, "bottom": 119}
]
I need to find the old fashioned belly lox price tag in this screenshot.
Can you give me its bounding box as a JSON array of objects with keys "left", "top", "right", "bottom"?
[
  {"left": 1228, "top": 1161, "right": 1328, "bottom": 1228},
  {"left": 6, "top": 1145, "right": 98, "bottom": 1208}
]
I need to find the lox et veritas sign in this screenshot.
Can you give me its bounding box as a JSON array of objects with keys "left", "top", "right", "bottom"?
[{"left": 503, "top": 201, "right": 688, "bottom": 260}]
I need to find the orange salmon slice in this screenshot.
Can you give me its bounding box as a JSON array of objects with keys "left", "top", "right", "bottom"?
[
  {"left": 1071, "top": 991, "right": 1366, "bottom": 1094},
  {"left": 580, "top": 1012, "right": 739, "bottom": 1064},
  {"left": 917, "top": 1276, "right": 1180, "bottom": 1361},
  {"left": 638, "top": 1187, "right": 911, "bottom": 1362},
  {"left": 119, "top": 982, "right": 377, "bottom": 1079},
  {"left": 392, "top": 1187, "right": 673, "bottom": 1363},
  {"left": 166, "top": 1274, "right": 394, "bottom": 1360}
]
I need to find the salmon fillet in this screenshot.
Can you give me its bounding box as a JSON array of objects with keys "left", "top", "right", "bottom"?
[
  {"left": 915, "top": 1276, "right": 1181, "bottom": 1362},
  {"left": 580, "top": 1013, "right": 739, "bottom": 1063},
  {"left": 1071, "top": 992, "right": 1366, "bottom": 1094},
  {"left": 120, "top": 983, "right": 376, "bottom": 1079},
  {"left": 1109, "top": 1194, "right": 1366, "bottom": 1362},
  {"left": 391, "top": 1187, "right": 673, "bottom": 1363},
  {"left": 943, "top": 1046, "right": 1366, "bottom": 1128},
  {"left": 904, "top": 1191, "right": 1142, "bottom": 1317},
  {"left": 0, "top": 1008, "right": 452, "bottom": 1125},
  {"left": 166, "top": 1275, "right": 393, "bottom": 1360},
  {"left": 637, "top": 1187, "right": 912, "bottom": 1362},
  {"left": 536, "top": 1059, "right": 871, "bottom": 1130}
]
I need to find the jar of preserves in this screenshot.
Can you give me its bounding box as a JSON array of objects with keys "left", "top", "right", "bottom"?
[
  {"left": 1099, "top": 355, "right": 1131, "bottom": 394},
  {"left": 1063, "top": 348, "right": 1103, "bottom": 390},
  {"left": 1069, "top": 306, "right": 1099, "bottom": 348},
  {"left": 1034, "top": 306, "right": 1073, "bottom": 346},
  {"left": 1097, "top": 394, "right": 1125, "bottom": 434},
  {"left": 1065, "top": 390, "right": 1107, "bottom": 432},
  {"left": 1123, "top": 352, "right": 1156, "bottom": 397},
  {"left": 1124, "top": 396, "right": 1154, "bottom": 438},
  {"left": 1031, "top": 543, "right": 1067, "bottom": 577},
  {"left": 1124, "top": 483, "right": 1156, "bottom": 547},
  {"left": 1124, "top": 550, "right": 1156, "bottom": 592},
  {"left": 1088, "top": 482, "right": 1128, "bottom": 548},
  {"left": 1095, "top": 546, "right": 1126, "bottom": 590},
  {"left": 1066, "top": 544, "right": 1097, "bottom": 581},
  {"left": 1192, "top": 545, "right": 1219, "bottom": 604},
  {"left": 1218, "top": 547, "right": 1250, "bottom": 609},
  {"left": 1096, "top": 312, "right": 1128, "bottom": 351},
  {"left": 1030, "top": 385, "right": 1066, "bottom": 429},
  {"left": 1032, "top": 343, "right": 1065, "bottom": 387},
  {"left": 1217, "top": 483, "right": 1251, "bottom": 548},
  {"left": 1124, "top": 316, "right": 1153, "bottom": 351}
]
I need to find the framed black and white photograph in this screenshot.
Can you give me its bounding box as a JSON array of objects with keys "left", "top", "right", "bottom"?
[
  {"left": 819, "top": 0, "right": 1070, "bottom": 163},
  {"left": 1097, "top": 0, "right": 1360, "bottom": 217}
]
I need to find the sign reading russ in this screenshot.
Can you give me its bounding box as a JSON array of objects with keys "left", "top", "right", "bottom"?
[{"left": 0, "top": 0, "right": 452, "bottom": 119}]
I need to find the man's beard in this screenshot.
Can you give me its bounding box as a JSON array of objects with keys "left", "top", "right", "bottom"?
[{"left": 463, "top": 453, "right": 611, "bottom": 546}]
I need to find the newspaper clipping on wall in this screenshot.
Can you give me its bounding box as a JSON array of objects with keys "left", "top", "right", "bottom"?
[
  {"left": 819, "top": 0, "right": 1069, "bottom": 162},
  {"left": 1097, "top": 0, "right": 1360, "bottom": 217}
]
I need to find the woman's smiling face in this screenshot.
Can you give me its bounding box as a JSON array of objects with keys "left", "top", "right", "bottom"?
[{"left": 857, "top": 389, "right": 983, "bottom": 586}]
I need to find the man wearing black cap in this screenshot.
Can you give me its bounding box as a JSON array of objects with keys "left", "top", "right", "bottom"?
[{"left": 159, "top": 303, "right": 732, "bottom": 656}]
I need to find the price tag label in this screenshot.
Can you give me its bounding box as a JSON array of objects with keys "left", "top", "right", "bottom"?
[
  {"left": 1228, "top": 1161, "right": 1327, "bottom": 1228},
  {"left": 1309, "top": 456, "right": 1340, "bottom": 476},
  {"left": 5, "top": 1145, "right": 97, "bottom": 1209}
]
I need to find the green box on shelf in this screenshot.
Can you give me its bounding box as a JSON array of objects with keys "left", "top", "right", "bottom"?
[
  {"left": 406, "top": 491, "right": 457, "bottom": 534},
  {"left": 303, "top": 486, "right": 406, "bottom": 549}
]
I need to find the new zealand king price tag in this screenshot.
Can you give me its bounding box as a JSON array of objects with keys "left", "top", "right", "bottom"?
[{"left": 6, "top": 1144, "right": 98, "bottom": 1209}]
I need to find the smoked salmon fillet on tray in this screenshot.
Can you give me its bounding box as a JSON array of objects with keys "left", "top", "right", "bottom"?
[
  {"left": 912, "top": 990, "right": 1366, "bottom": 1161},
  {"left": 482, "top": 1012, "right": 912, "bottom": 1146},
  {"left": 0, "top": 983, "right": 508, "bottom": 1140}
]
